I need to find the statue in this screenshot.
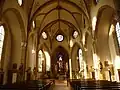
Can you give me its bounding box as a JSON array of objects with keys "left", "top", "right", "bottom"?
[
  {"left": 99, "top": 61, "right": 103, "bottom": 72},
  {"left": 33, "top": 67, "right": 37, "bottom": 80},
  {"left": 17, "top": 63, "right": 24, "bottom": 82},
  {"left": 26, "top": 67, "right": 32, "bottom": 81}
]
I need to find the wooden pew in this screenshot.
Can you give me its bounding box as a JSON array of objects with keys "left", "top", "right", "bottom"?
[
  {"left": 70, "top": 79, "right": 120, "bottom": 90},
  {"left": 0, "top": 80, "right": 54, "bottom": 90}
]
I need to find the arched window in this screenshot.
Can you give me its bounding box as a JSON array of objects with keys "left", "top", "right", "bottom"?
[
  {"left": 73, "top": 30, "right": 78, "bottom": 39},
  {"left": 18, "top": 0, "right": 23, "bottom": 6},
  {"left": 116, "top": 22, "right": 120, "bottom": 46},
  {"left": 0, "top": 25, "right": 5, "bottom": 61},
  {"left": 78, "top": 49, "right": 83, "bottom": 71},
  {"left": 56, "top": 34, "right": 64, "bottom": 42},
  {"left": 38, "top": 50, "right": 44, "bottom": 72},
  {"left": 94, "top": 0, "right": 99, "bottom": 5},
  {"left": 42, "top": 32, "right": 47, "bottom": 39}
]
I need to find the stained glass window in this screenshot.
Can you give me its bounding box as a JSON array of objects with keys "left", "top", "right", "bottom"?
[
  {"left": 38, "top": 50, "right": 44, "bottom": 72},
  {"left": 42, "top": 32, "right": 47, "bottom": 39},
  {"left": 73, "top": 31, "right": 78, "bottom": 38},
  {"left": 18, "top": 0, "right": 22, "bottom": 6},
  {"left": 94, "top": 0, "right": 99, "bottom": 5},
  {"left": 116, "top": 22, "right": 120, "bottom": 46},
  {"left": 32, "top": 21, "right": 35, "bottom": 29},
  {"left": 0, "top": 25, "right": 4, "bottom": 62},
  {"left": 56, "top": 34, "right": 64, "bottom": 42},
  {"left": 79, "top": 49, "right": 83, "bottom": 71},
  {"left": 96, "top": 0, "right": 99, "bottom": 3}
]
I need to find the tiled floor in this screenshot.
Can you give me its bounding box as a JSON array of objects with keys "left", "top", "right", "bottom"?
[{"left": 51, "top": 80, "right": 73, "bottom": 90}]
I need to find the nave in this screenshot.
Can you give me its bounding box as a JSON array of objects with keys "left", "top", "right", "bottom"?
[
  {"left": 49, "top": 80, "right": 71, "bottom": 90},
  {"left": 0, "top": 0, "right": 120, "bottom": 89}
]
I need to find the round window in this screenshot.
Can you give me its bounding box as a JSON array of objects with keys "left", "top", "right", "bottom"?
[{"left": 56, "top": 34, "right": 64, "bottom": 42}]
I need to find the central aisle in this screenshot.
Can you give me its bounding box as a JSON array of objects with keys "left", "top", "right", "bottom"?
[{"left": 51, "top": 80, "right": 72, "bottom": 90}]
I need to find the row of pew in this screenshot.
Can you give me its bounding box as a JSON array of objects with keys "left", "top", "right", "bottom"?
[
  {"left": 70, "top": 79, "right": 120, "bottom": 90},
  {"left": 0, "top": 79, "right": 54, "bottom": 90}
]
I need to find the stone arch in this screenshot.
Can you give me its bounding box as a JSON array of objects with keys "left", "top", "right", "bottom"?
[
  {"left": 51, "top": 46, "right": 69, "bottom": 76},
  {"left": 31, "top": 0, "right": 89, "bottom": 23},
  {"left": 38, "top": 43, "right": 51, "bottom": 72},
  {"left": 39, "top": 19, "right": 82, "bottom": 40},
  {"left": 84, "top": 31, "right": 93, "bottom": 67},
  {"left": 2, "top": 8, "right": 26, "bottom": 41},
  {"left": 95, "top": 5, "right": 115, "bottom": 64},
  {"left": 52, "top": 46, "right": 69, "bottom": 64},
  {"left": 71, "top": 42, "right": 82, "bottom": 72},
  {"left": 2, "top": 8, "right": 26, "bottom": 68}
]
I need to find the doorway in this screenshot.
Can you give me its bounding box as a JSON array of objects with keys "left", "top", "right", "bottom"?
[{"left": 51, "top": 46, "right": 69, "bottom": 79}]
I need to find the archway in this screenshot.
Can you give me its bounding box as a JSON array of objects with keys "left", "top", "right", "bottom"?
[
  {"left": 3, "top": 9, "right": 26, "bottom": 69},
  {"left": 95, "top": 6, "right": 115, "bottom": 80},
  {"left": 51, "top": 46, "right": 69, "bottom": 79},
  {"left": 95, "top": 6, "right": 114, "bottom": 64},
  {"left": 1, "top": 9, "right": 26, "bottom": 83},
  {"left": 71, "top": 43, "right": 85, "bottom": 79}
]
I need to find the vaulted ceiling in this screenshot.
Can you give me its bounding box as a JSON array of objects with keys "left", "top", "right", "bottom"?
[{"left": 28, "top": 0, "right": 90, "bottom": 41}]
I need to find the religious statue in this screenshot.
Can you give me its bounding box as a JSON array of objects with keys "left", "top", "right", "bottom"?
[
  {"left": 17, "top": 63, "right": 24, "bottom": 82},
  {"left": 26, "top": 67, "right": 32, "bottom": 81},
  {"left": 99, "top": 61, "right": 103, "bottom": 72},
  {"left": 33, "top": 67, "right": 37, "bottom": 80}
]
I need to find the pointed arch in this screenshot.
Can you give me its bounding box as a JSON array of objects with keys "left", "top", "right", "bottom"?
[
  {"left": 94, "top": 5, "right": 115, "bottom": 64},
  {"left": 2, "top": 8, "right": 26, "bottom": 41},
  {"left": 71, "top": 42, "right": 81, "bottom": 72}
]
